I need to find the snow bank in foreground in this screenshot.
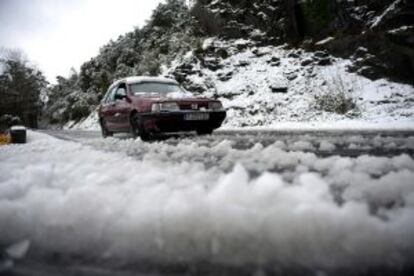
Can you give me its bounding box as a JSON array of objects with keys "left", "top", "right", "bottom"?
[{"left": 1, "top": 132, "right": 414, "bottom": 270}]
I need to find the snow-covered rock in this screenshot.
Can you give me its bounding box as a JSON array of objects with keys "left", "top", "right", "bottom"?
[{"left": 166, "top": 39, "right": 414, "bottom": 128}]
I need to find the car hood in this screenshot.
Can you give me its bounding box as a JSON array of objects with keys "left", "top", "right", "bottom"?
[
  {"left": 131, "top": 93, "right": 213, "bottom": 103},
  {"left": 133, "top": 91, "right": 195, "bottom": 99}
]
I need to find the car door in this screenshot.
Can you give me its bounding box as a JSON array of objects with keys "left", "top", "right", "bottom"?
[
  {"left": 100, "top": 86, "right": 117, "bottom": 130},
  {"left": 112, "top": 83, "right": 131, "bottom": 131}
]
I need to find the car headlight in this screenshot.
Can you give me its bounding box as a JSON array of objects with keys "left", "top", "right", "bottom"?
[
  {"left": 151, "top": 102, "right": 180, "bottom": 112},
  {"left": 209, "top": 101, "right": 223, "bottom": 111}
]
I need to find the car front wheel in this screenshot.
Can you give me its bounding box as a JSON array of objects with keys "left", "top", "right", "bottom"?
[
  {"left": 130, "top": 113, "right": 150, "bottom": 141},
  {"left": 100, "top": 119, "right": 113, "bottom": 138}
]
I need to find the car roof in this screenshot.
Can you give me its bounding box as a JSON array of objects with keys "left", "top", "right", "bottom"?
[
  {"left": 109, "top": 76, "right": 178, "bottom": 90},
  {"left": 125, "top": 76, "right": 178, "bottom": 85}
]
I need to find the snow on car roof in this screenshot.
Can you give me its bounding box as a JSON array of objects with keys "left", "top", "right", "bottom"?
[
  {"left": 121, "top": 76, "right": 178, "bottom": 85},
  {"left": 126, "top": 76, "right": 178, "bottom": 85},
  {"left": 107, "top": 76, "right": 179, "bottom": 91}
]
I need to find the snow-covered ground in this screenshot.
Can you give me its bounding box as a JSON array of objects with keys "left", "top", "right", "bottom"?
[
  {"left": 167, "top": 40, "right": 414, "bottom": 128},
  {"left": 1, "top": 131, "right": 414, "bottom": 272},
  {"left": 63, "top": 111, "right": 100, "bottom": 131}
]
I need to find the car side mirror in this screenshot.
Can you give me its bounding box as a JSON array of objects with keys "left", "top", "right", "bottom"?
[{"left": 114, "top": 94, "right": 126, "bottom": 101}]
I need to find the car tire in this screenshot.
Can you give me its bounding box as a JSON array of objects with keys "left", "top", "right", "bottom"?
[
  {"left": 100, "top": 119, "right": 113, "bottom": 138},
  {"left": 130, "top": 113, "right": 151, "bottom": 141},
  {"left": 196, "top": 128, "right": 213, "bottom": 135}
]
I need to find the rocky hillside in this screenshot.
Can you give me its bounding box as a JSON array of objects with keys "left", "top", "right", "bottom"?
[
  {"left": 192, "top": 0, "right": 414, "bottom": 82},
  {"left": 163, "top": 39, "right": 414, "bottom": 128},
  {"left": 44, "top": 0, "right": 414, "bottom": 128}
]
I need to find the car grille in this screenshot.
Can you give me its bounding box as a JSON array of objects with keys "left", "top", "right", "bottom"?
[{"left": 179, "top": 103, "right": 209, "bottom": 111}]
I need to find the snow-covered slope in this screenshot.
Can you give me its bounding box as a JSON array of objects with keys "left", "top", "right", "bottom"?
[
  {"left": 166, "top": 39, "right": 414, "bottom": 128},
  {"left": 1, "top": 131, "right": 414, "bottom": 270},
  {"left": 64, "top": 111, "right": 100, "bottom": 131}
]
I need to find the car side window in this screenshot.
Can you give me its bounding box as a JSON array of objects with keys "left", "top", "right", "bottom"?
[
  {"left": 111, "top": 83, "right": 127, "bottom": 102},
  {"left": 114, "top": 83, "right": 127, "bottom": 99},
  {"left": 103, "top": 83, "right": 127, "bottom": 103},
  {"left": 106, "top": 87, "right": 117, "bottom": 103},
  {"left": 102, "top": 87, "right": 113, "bottom": 103}
]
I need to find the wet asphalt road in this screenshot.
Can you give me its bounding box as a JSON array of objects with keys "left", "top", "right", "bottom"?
[{"left": 42, "top": 129, "right": 414, "bottom": 158}]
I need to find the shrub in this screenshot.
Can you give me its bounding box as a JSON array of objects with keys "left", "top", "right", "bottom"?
[
  {"left": 193, "top": 38, "right": 204, "bottom": 57},
  {"left": 191, "top": 1, "right": 225, "bottom": 36},
  {"left": 300, "top": 0, "right": 334, "bottom": 36},
  {"left": 70, "top": 102, "right": 90, "bottom": 122},
  {"left": 0, "top": 114, "right": 22, "bottom": 131},
  {"left": 314, "top": 73, "right": 360, "bottom": 116},
  {"left": 135, "top": 53, "right": 161, "bottom": 76},
  {"left": 314, "top": 91, "right": 358, "bottom": 115}
]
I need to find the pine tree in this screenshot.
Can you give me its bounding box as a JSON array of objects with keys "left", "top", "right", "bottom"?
[{"left": 0, "top": 48, "right": 48, "bottom": 128}]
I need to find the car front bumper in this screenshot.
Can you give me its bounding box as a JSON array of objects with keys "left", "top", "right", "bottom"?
[{"left": 140, "top": 111, "right": 227, "bottom": 133}]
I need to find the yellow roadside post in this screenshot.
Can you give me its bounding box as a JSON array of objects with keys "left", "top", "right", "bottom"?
[{"left": 0, "top": 132, "right": 11, "bottom": 145}]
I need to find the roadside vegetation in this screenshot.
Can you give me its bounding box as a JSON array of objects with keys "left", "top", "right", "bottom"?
[
  {"left": 0, "top": 48, "right": 47, "bottom": 128},
  {"left": 43, "top": 0, "right": 199, "bottom": 126},
  {"left": 314, "top": 73, "right": 360, "bottom": 116}
]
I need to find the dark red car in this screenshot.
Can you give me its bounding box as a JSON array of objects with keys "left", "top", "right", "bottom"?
[{"left": 98, "top": 77, "right": 226, "bottom": 140}]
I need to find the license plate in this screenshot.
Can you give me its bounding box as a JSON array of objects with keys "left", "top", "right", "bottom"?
[{"left": 184, "top": 113, "right": 210, "bottom": 121}]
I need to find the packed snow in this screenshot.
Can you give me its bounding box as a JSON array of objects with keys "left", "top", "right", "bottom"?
[{"left": 1, "top": 131, "right": 414, "bottom": 271}]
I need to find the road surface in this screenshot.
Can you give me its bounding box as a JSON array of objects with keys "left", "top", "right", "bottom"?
[
  {"left": 2, "top": 129, "right": 414, "bottom": 276},
  {"left": 43, "top": 129, "right": 414, "bottom": 158}
]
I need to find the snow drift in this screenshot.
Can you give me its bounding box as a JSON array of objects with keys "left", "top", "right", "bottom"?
[{"left": 0, "top": 131, "right": 414, "bottom": 271}]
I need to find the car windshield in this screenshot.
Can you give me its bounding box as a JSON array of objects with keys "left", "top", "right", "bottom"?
[{"left": 130, "top": 82, "right": 186, "bottom": 95}]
